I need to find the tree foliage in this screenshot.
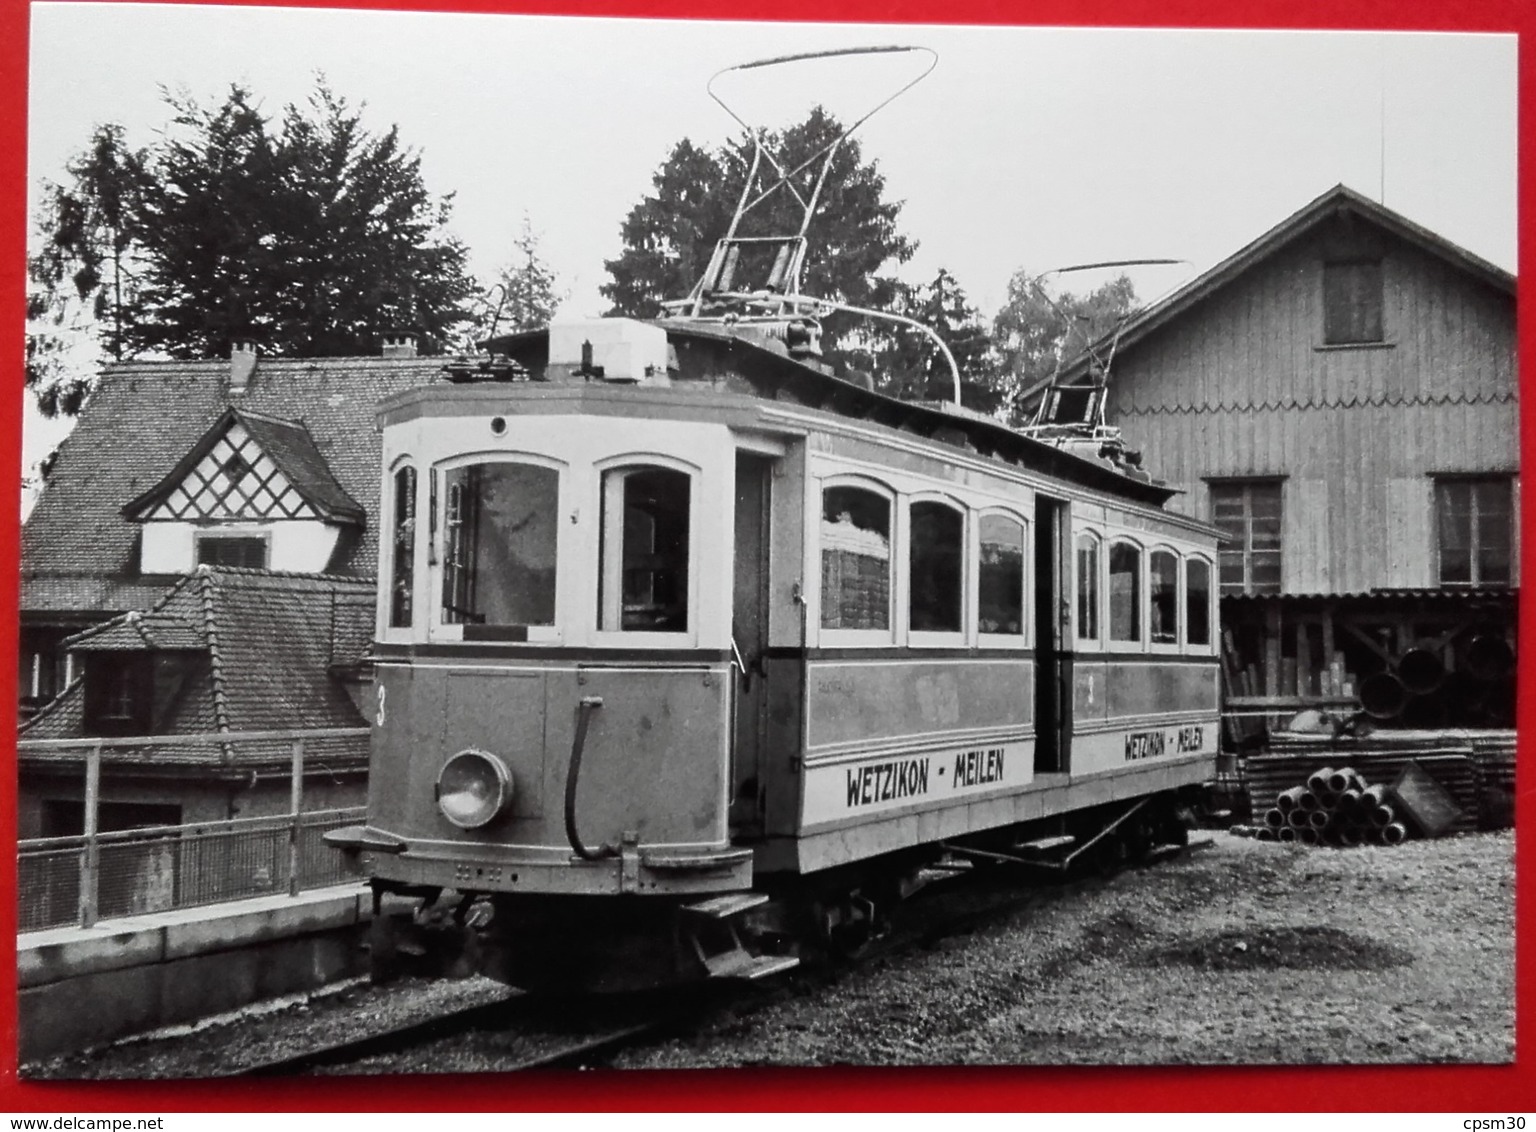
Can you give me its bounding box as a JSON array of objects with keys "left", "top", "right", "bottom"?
[
  {"left": 467, "top": 215, "right": 567, "bottom": 344},
  {"left": 27, "top": 81, "right": 480, "bottom": 415},
  {"left": 991, "top": 270, "right": 1140, "bottom": 423},
  {"left": 863, "top": 268, "right": 1001, "bottom": 411},
  {"left": 602, "top": 107, "right": 916, "bottom": 366}
]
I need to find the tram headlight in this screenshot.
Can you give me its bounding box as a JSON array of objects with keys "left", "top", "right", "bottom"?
[{"left": 436, "top": 749, "right": 514, "bottom": 829}]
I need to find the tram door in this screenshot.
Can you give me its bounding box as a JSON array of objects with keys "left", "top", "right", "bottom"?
[
  {"left": 1034, "top": 495, "right": 1072, "bottom": 773},
  {"left": 729, "top": 452, "right": 774, "bottom": 837}
]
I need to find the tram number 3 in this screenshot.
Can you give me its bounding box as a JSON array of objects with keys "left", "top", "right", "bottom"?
[
  {"left": 1124, "top": 725, "right": 1205, "bottom": 761},
  {"left": 376, "top": 684, "right": 386, "bottom": 728}
]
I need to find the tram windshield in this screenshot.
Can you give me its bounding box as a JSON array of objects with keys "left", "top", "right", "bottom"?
[{"left": 441, "top": 462, "right": 559, "bottom": 627}]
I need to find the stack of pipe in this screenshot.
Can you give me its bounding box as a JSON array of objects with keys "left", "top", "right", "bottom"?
[{"left": 1240, "top": 765, "right": 1410, "bottom": 847}]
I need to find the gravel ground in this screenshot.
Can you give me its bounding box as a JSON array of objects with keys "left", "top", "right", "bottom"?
[
  {"left": 25, "top": 829, "right": 1513, "bottom": 1076},
  {"left": 619, "top": 829, "right": 1514, "bottom": 1067}
]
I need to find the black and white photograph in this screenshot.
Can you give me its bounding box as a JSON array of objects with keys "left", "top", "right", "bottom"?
[{"left": 15, "top": 3, "right": 1517, "bottom": 1083}]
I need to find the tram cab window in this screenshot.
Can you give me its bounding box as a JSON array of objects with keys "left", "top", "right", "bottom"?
[
  {"left": 820, "top": 485, "right": 891, "bottom": 631},
  {"left": 1150, "top": 550, "right": 1179, "bottom": 644},
  {"left": 389, "top": 465, "right": 417, "bottom": 628},
  {"left": 1075, "top": 533, "right": 1100, "bottom": 641},
  {"left": 441, "top": 462, "right": 559, "bottom": 627},
  {"left": 909, "top": 501, "right": 964, "bottom": 633},
  {"left": 600, "top": 466, "right": 691, "bottom": 632},
  {"left": 1109, "top": 541, "right": 1142, "bottom": 643},
  {"left": 1186, "top": 557, "right": 1213, "bottom": 647},
  {"left": 979, "top": 514, "right": 1025, "bottom": 636}
]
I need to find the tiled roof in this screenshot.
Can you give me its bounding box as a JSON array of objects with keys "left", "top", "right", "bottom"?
[
  {"left": 22, "top": 355, "right": 446, "bottom": 617},
  {"left": 122, "top": 406, "right": 365, "bottom": 525},
  {"left": 64, "top": 611, "right": 205, "bottom": 652},
  {"left": 20, "top": 567, "right": 377, "bottom": 745},
  {"left": 18, "top": 679, "right": 84, "bottom": 739}
]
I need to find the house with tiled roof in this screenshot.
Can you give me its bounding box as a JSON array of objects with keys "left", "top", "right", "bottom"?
[
  {"left": 20, "top": 339, "right": 443, "bottom": 716},
  {"left": 19, "top": 566, "right": 376, "bottom": 839},
  {"left": 1048, "top": 184, "right": 1517, "bottom": 729}
]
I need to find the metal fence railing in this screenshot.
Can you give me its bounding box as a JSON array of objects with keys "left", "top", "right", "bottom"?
[{"left": 17, "top": 727, "right": 371, "bottom": 934}]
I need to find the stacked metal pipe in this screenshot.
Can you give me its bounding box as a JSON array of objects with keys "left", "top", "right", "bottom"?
[{"left": 1236, "top": 765, "right": 1410, "bottom": 847}]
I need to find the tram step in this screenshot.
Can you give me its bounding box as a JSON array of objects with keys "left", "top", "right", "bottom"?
[
  {"left": 682, "top": 892, "right": 771, "bottom": 919},
  {"left": 705, "top": 950, "right": 801, "bottom": 981},
  {"left": 1013, "top": 834, "right": 1076, "bottom": 853},
  {"left": 642, "top": 847, "right": 755, "bottom": 871}
]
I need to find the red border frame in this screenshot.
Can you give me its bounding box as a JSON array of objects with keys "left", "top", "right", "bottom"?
[{"left": 1, "top": 0, "right": 1530, "bottom": 1112}]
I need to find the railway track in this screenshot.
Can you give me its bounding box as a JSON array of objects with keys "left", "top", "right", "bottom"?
[{"left": 233, "top": 834, "right": 1214, "bottom": 1076}]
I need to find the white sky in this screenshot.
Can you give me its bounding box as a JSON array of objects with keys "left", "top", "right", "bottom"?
[{"left": 21, "top": 5, "right": 1519, "bottom": 489}]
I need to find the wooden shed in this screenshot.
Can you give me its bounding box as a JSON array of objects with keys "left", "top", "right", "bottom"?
[{"left": 1053, "top": 184, "right": 1517, "bottom": 732}]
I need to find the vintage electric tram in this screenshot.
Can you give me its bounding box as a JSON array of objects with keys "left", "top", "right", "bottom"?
[{"left": 328, "top": 47, "right": 1223, "bottom": 991}]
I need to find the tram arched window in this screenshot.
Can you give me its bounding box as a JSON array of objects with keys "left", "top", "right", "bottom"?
[
  {"left": 1075, "top": 533, "right": 1100, "bottom": 641},
  {"left": 1186, "top": 558, "right": 1212, "bottom": 647},
  {"left": 441, "top": 461, "right": 559, "bottom": 628},
  {"left": 389, "top": 465, "right": 416, "bottom": 628},
  {"left": 1109, "top": 541, "right": 1142, "bottom": 643},
  {"left": 600, "top": 465, "right": 691, "bottom": 632},
  {"left": 821, "top": 485, "right": 891, "bottom": 632},
  {"left": 1150, "top": 550, "right": 1179, "bottom": 644},
  {"left": 909, "top": 501, "right": 964, "bottom": 634},
  {"left": 979, "top": 514, "right": 1025, "bottom": 636}
]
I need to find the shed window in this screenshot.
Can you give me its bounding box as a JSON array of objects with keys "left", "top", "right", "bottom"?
[
  {"left": 195, "top": 535, "right": 267, "bottom": 570},
  {"left": 1211, "top": 480, "right": 1282, "bottom": 595},
  {"left": 600, "top": 466, "right": 691, "bottom": 632},
  {"left": 1186, "top": 558, "right": 1212, "bottom": 647},
  {"left": 1436, "top": 477, "right": 1512, "bottom": 587},
  {"left": 979, "top": 515, "right": 1026, "bottom": 636},
  {"left": 1323, "top": 260, "right": 1384, "bottom": 345},
  {"left": 820, "top": 485, "right": 892, "bottom": 632},
  {"left": 389, "top": 466, "right": 416, "bottom": 628},
  {"left": 1075, "top": 533, "right": 1100, "bottom": 642},
  {"left": 909, "top": 501, "right": 964, "bottom": 633},
  {"left": 1109, "top": 542, "right": 1141, "bottom": 643},
  {"left": 1150, "top": 550, "right": 1179, "bottom": 644},
  {"left": 442, "top": 462, "right": 559, "bottom": 628}
]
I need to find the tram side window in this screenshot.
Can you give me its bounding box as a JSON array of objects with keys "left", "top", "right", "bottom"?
[
  {"left": 1150, "top": 550, "right": 1179, "bottom": 644},
  {"left": 979, "top": 514, "right": 1025, "bottom": 636},
  {"left": 1075, "top": 533, "right": 1100, "bottom": 641},
  {"left": 909, "top": 501, "right": 964, "bottom": 633},
  {"left": 1109, "top": 542, "right": 1142, "bottom": 643},
  {"left": 1186, "top": 558, "right": 1212, "bottom": 647},
  {"left": 600, "top": 466, "right": 691, "bottom": 632},
  {"left": 821, "top": 485, "right": 891, "bottom": 631},
  {"left": 389, "top": 465, "right": 416, "bottom": 628},
  {"left": 441, "top": 462, "right": 559, "bottom": 627}
]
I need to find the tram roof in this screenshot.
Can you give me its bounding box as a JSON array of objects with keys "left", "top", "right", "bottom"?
[{"left": 478, "top": 321, "right": 1180, "bottom": 508}]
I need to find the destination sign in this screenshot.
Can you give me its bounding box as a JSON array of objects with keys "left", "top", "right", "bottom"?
[
  {"left": 803, "top": 740, "right": 1030, "bottom": 826},
  {"left": 1124, "top": 724, "right": 1207, "bottom": 762}
]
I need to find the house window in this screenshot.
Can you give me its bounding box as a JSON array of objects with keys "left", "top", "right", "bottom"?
[
  {"left": 978, "top": 514, "right": 1026, "bottom": 636},
  {"left": 1186, "top": 558, "right": 1213, "bottom": 647},
  {"left": 1210, "top": 481, "right": 1282, "bottom": 595},
  {"left": 600, "top": 465, "right": 690, "bottom": 633},
  {"left": 83, "top": 652, "right": 152, "bottom": 736},
  {"left": 909, "top": 501, "right": 964, "bottom": 634},
  {"left": 1075, "top": 532, "right": 1100, "bottom": 642},
  {"left": 820, "top": 485, "right": 892, "bottom": 633},
  {"left": 443, "top": 461, "right": 560, "bottom": 628},
  {"left": 195, "top": 535, "right": 268, "bottom": 569},
  {"left": 1149, "top": 550, "right": 1179, "bottom": 645},
  {"left": 389, "top": 466, "right": 416, "bottom": 628},
  {"left": 1108, "top": 542, "right": 1142, "bottom": 643},
  {"left": 1323, "top": 260, "right": 1384, "bottom": 345},
  {"left": 1436, "top": 477, "right": 1513, "bottom": 587}
]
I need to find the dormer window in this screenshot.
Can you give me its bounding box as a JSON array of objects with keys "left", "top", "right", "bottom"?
[
  {"left": 1323, "top": 260, "right": 1384, "bottom": 345},
  {"left": 83, "top": 652, "right": 152, "bottom": 736},
  {"left": 196, "top": 533, "right": 268, "bottom": 569}
]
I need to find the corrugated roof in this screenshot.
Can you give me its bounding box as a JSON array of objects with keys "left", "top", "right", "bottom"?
[{"left": 22, "top": 355, "right": 444, "bottom": 619}]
